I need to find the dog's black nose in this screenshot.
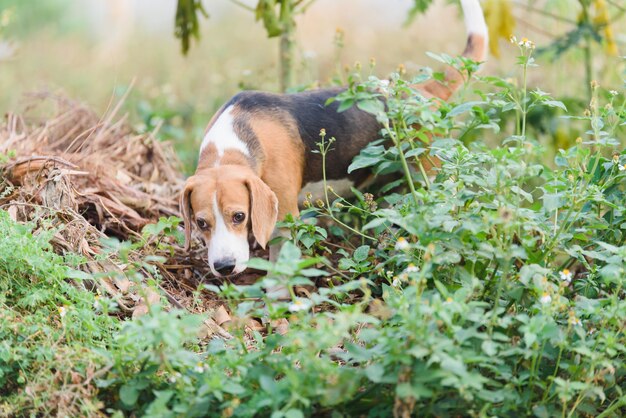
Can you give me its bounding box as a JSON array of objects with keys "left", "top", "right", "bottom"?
[{"left": 213, "top": 259, "right": 236, "bottom": 276}]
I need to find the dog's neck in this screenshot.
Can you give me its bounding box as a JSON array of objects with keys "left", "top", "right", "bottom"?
[{"left": 197, "top": 143, "right": 258, "bottom": 173}]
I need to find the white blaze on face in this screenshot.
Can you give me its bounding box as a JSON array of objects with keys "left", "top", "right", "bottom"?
[
  {"left": 200, "top": 105, "right": 250, "bottom": 159},
  {"left": 207, "top": 193, "right": 249, "bottom": 276}
]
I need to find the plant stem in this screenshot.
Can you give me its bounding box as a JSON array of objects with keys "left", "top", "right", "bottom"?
[
  {"left": 279, "top": 1, "right": 296, "bottom": 92},
  {"left": 596, "top": 396, "right": 626, "bottom": 418},
  {"left": 384, "top": 121, "right": 420, "bottom": 206},
  {"left": 320, "top": 135, "right": 376, "bottom": 242},
  {"left": 542, "top": 338, "right": 567, "bottom": 402},
  {"left": 579, "top": 0, "right": 594, "bottom": 103},
  {"left": 521, "top": 58, "right": 528, "bottom": 139}
]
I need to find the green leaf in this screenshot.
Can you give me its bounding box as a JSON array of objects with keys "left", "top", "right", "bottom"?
[
  {"left": 481, "top": 340, "right": 498, "bottom": 356},
  {"left": 353, "top": 245, "right": 370, "bottom": 262},
  {"left": 543, "top": 194, "right": 561, "bottom": 211},
  {"left": 348, "top": 155, "right": 382, "bottom": 173},
  {"left": 365, "top": 363, "right": 385, "bottom": 383},
  {"left": 119, "top": 383, "right": 139, "bottom": 406},
  {"left": 337, "top": 99, "right": 355, "bottom": 112},
  {"left": 542, "top": 100, "right": 567, "bottom": 111},
  {"left": 285, "top": 410, "right": 304, "bottom": 418},
  {"left": 356, "top": 99, "right": 384, "bottom": 116},
  {"left": 448, "top": 101, "right": 485, "bottom": 117},
  {"left": 405, "top": 0, "right": 434, "bottom": 25}
]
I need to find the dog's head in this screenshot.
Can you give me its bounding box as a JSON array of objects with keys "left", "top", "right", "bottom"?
[{"left": 179, "top": 166, "right": 278, "bottom": 277}]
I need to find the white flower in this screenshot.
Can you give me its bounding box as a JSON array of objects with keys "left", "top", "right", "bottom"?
[
  {"left": 559, "top": 269, "right": 573, "bottom": 284},
  {"left": 539, "top": 292, "right": 552, "bottom": 305},
  {"left": 569, "top": 316, "right": 582, "bottom": 326},
  {"left": 509, "top": 35, "right": 517, "bottom": 44},
  {"left": 58, "top": 306, "right": 67, "bottom": 318},
  {"left": 194, "top": 363, "right": 206, "bottom": 373},
  {"left": 394, "top": 237, "right": 410, "bottom": 251},
  {"left": 517, "top": 37, "right": 535, "bottom": 49},
  {"left": 169, "top": 372, "right": 181, "bottom": 383},
  {"left": 93, "top": 295, "right": 101, "bottom": 310},
  {"left": 619, "top": 164, "right": 626, "bottom": 172},
  {"left": 392, "top": 273, "right": 408, "bottom": 287},
  {"left": 379, "top": 79, "right": 391, "bottom": 94},
  {"left": 288, "top": 298, "right": 313, "bottom": 312},
  {"left": 610, "top": 90, "right": 619, "bottom": 96},
  {"left": 404, "top": 264, "right": 419, "bottom": 274}
]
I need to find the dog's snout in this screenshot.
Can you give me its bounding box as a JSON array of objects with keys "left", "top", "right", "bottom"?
[{"left": 213, "top": 258, "right": 236, "bottom": 276}]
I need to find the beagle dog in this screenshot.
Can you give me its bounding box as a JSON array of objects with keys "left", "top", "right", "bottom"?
[{"left": 180, "top": 0, "right": 488, "bottom": 277}]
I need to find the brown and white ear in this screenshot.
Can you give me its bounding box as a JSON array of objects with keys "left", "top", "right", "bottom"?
[
  {"left": 179, "top": 177, "right": 195, "bottom": 252},
  {"left": 246, "top": 176, "right": 278, "bottom": 249}
]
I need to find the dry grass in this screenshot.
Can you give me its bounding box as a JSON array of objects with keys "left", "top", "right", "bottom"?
[{"left": 0, "top": 92, "right": 268, "bottom": 338}]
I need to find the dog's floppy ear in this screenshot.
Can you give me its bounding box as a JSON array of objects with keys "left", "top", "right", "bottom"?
[
  {"left": 246, "top": 176, "right": 278, "bottom": 249},
  {"left": 179, "top": 177, "right": 196, "bottom": 252}
]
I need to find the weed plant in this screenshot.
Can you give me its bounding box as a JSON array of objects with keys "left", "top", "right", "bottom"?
[{"left": 1, "top": 40, "right": 625, "bottom": 417}]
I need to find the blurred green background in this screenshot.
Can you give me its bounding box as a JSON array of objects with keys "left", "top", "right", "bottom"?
[{"left": 0, "top": 0, "right": 623, "bottom": 172}]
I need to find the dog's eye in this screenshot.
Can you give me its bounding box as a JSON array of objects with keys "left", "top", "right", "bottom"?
[
  {"left": 196, "top": 218, "right": 209, "bottom": 230},
  {"left": 232, "top": 212, "right": 246, "bottom": 224}
]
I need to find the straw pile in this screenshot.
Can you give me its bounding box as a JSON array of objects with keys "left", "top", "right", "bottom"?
[{"left": 0, "top": 93, "right": 260, "bottom": 338}]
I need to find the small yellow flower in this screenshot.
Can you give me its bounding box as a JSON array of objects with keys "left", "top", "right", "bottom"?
[{"left": 445, "top": 297, "right": 453, "bottom": 303}]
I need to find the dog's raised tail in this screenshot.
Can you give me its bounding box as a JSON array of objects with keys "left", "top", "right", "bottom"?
[{"left": 419, "top": 0, "right": 488, "bottom": 101}]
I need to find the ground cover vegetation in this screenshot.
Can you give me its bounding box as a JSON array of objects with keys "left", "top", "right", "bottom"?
[{"left": 1, "top": 0, "right": 625, "bottom": 417}]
